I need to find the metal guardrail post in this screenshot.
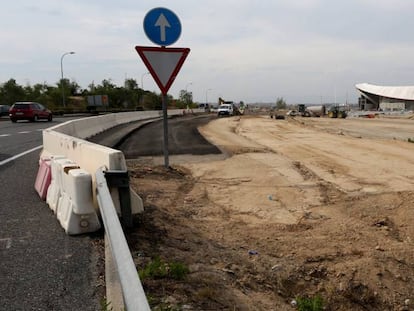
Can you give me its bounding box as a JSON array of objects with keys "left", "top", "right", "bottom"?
[
  {"left": 96, "top": 167, "right": 150, "bottom": 311},
  {"left": 104, "top": 170, "right": 132, "bottom": 228}
]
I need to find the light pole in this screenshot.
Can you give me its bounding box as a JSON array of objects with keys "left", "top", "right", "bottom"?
[
  {"left": 185, "top": 82, "right": 192, "bottom": 106},
  {"left": 140, "top": 72, "right": 150, "bottom": 106},
  {"left": 60, "top": 51, "right": 75, "bottom": 108},
  {"left": 141, "top": 72, "right": 150, "bottom": 91},
  {"left": 205, "top": 88, "right": 212, "bottom": 105}
]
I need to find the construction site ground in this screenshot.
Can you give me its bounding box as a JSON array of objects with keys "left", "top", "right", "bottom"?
[{"left": 127, "top": 113, "right": 414, "bottom": 310}]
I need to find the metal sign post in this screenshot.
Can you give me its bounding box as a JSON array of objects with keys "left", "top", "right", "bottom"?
[
  {"left": 136, "top": 7, "right": 190, "bottom": 168},
  {"left": 162, "top": 94, "right": 169, "bottom": 167}
]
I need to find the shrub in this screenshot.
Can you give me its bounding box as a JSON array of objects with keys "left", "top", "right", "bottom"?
[
  {"left": 139, "top": 256, "right": 189, "bottom": 281},
  {"left": 296, "top": 295, "right": 324, "bottom": 311}
]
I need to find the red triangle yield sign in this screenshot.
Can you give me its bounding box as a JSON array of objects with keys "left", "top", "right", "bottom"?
[{"left": 135, "top": 46, "right": 190, "bottom": 95}]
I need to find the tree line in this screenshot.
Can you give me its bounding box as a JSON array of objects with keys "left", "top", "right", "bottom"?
[{"left": 0, "top": 78, "right": 195, "bottom": 113}]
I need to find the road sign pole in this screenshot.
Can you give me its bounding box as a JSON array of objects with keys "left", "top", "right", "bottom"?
[
  {"left": 162, "top": 94, "right": 169, "bottom": 168},
  {"left": 138, "top": 7, "right": 189, "bottom": 169}
]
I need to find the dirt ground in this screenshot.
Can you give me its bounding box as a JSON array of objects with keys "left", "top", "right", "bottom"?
[{"left": 127, "top": 113, "right": 414, "bottom": 311}]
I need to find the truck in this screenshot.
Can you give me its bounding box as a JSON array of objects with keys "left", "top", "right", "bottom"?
[
  {"left": 217, "top": 103, "right": 234, "bottom": 116},
  {"left": 305, "top": 105, "right": 326, "bottom": 117},
  {"left": 298, "top": 104, "right": 326, "bottom": 117},
  {"left": 218, "top": 97, "right": 244, "bottom": 116}
]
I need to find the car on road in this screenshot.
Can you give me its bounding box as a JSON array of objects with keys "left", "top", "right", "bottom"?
[
  {"left": 0, "top": 105, "right": 10, "bottom": 117},
  {"left": 9, "top": 102, "right": 52, "bottom": 122},
  {"left": 217, "top": 104, "right": 234, "bottom": 117}
]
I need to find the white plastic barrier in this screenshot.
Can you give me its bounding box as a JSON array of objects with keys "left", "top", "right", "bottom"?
[
  {"left": 57, "top": 168, "right": 101, "bottom": 235},
  {"left": 41, "top": 131, "right": 140, "bottom": 216},
  {"left": 46, "top": 157, "right": 79, "bottom": 213},
  {"left": 34, "top": 157, "right": 52, "bottom": 200}
]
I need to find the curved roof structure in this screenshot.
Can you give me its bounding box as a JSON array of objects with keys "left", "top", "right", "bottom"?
[{"left": 356, "top": 83, "right": 414, "bottom": 101}]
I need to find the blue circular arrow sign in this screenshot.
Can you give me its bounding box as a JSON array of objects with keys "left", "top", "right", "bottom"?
[{"left": 143, "top": 7, "right": 182, "bottom": 46}]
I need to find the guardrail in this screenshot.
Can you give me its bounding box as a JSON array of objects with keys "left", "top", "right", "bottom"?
[
  {"left": 96, "top": 167, "right": 150, "bottom": 310},
  {"left": 40, "top": 109, "right": 205, "bottom": 309}
]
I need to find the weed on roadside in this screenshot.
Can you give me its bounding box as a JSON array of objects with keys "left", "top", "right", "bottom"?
[
  {"left": 295, "top": 295, "right": 324, "bottom": 311},
  {"left": 100, "top": 299, "right": 113, "bottom": 311},
  {"left": 139, "top": 256, "right": 189, "bottom": 281}
]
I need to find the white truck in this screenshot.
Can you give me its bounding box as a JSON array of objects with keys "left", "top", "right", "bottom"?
[{"left": 217, "top": 104, "right": 234, "bottom": 117}]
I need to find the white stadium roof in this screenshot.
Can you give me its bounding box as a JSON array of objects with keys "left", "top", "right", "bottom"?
[{"left": 356, "top": 83, "right": 414, "bottom": 101}]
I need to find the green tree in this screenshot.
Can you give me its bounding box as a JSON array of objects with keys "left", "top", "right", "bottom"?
[
  {"left": 69, "top": 80, "right": 81, "bottom": 95},
  {"left": 57, "top": 78, "right": 72, "bottom": 107},
  {"left": 0, "top": 77, "right": 178, "bottom": 112},
  {"left": 179, "top": 89, "right": 193, "bottom": 106},
  {"left": 145, "top": 92, "right": 162, "bottom": 110},
  {"left": 0, "top": 79, "right": 25, "bottom": 104},
  {"left": 124, "top": 78, "right": 138, "bottom": 91},
  {"left": 276, "top": 97, "right": 287, "bottom": 109},
  {"left": 123, "top": 78, "right": 140, "bottom": 108}
]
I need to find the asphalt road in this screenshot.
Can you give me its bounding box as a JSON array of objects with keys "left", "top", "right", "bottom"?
[
  {"left": 116, "top": 114, "right": 222, "bottom": 158},
  {"left": 0, "top": 113, "right": 220, "bottom": 310},
  {"left": 0, "top": 117, "right": 103, "bottom": 310}
]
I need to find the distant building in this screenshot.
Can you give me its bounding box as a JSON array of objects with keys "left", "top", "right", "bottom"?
[{"left": 356, "top": 83, "right": 414, "bottom": 111}]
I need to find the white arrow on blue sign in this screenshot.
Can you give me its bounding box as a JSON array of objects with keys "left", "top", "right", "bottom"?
[{"left": 143, "top": 7, "right": 182, "bottom": 46}]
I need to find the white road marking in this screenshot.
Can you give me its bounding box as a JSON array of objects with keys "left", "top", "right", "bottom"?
[
  {"left": 0, "top": 129, "right": 46, "bottom": 137},
  {"left": 0, "top": 145, "right": 43, "bottom": 167}
]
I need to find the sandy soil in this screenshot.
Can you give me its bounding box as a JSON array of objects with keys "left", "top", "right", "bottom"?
[{"left": 127, "top": 114, "right": 414, "bottom": 310}]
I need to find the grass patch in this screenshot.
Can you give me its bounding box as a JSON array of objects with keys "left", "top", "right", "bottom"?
[
  {"left": 100, "top": 299, "right": 113, "bottom": 311},
  {"left": 139, "top": 256, "right": 189, "bottom": 281},
  {"left": 168, "top": 261, "right": 190, "bottom": 280},
  {"left": 408, "top": 138, "right": 414, "bottom": 143},
  {"left": 296, "top": 295, "right": 324, "bottom": 311}
]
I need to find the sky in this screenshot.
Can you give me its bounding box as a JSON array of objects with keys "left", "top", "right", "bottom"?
[{"left": 1, "top": 0, "right": 414, "bottom": 105}]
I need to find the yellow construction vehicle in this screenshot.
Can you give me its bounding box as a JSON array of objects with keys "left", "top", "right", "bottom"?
[{"left": 327, "top": 106, "right": 347, "bottom": 118}]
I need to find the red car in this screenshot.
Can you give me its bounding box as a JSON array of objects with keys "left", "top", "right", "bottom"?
[{"left": 9, "top": 102, "right": 53, "bottom": 122}]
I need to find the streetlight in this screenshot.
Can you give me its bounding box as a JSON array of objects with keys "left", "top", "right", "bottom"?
[
  {"left": 140, "top": 72, "right": 150, "bottom": 107},
  {"left": 185, "top": 82, "right": 193, "bottom": 106},
  {"left": 141, "top": 72, "right": 150, "bottom": 90},
  {"left": 60, "top": 51, "right": 75, "bottom": 108},
  {"left": 205, "top": 88, "right": 212, "bottom": 105}
]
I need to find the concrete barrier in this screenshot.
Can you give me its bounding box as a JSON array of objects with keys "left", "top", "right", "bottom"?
[
  {"left": 51, "top": 110, "right": 164, "bottom": 139},
  {"left": 41, "top": 109, "right": 187, "bottom": 217}
]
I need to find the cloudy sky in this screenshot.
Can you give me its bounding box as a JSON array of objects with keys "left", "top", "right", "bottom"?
[{"left": 1, "top": 0, "right": 414, "bottom": 104}]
